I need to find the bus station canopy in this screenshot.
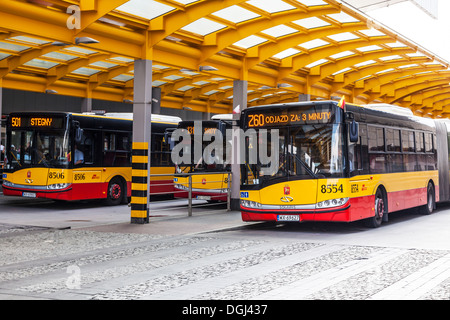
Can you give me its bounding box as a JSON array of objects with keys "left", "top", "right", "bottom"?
[{"left": 1, "top": 0, "right": 450, "bottom": 118}]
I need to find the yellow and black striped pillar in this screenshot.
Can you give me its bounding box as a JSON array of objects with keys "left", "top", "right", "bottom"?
[{"left": 131, "top": 142, "right": 149, "bottom": 224}]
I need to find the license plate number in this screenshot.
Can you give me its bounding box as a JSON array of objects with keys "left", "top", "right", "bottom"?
[
  {"left": 277, "top": 215, "right": 300, "bottom": 222},
  {"left": 23, "top": 192, "right": 36, "bottom": 198},
  {"left": 197, "top": 195, "right": 211, "bottom": 200}
]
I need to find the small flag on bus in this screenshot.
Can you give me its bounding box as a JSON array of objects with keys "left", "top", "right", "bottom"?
[{"left": 338, "top": 97, "right": 346, "bottom": 110}]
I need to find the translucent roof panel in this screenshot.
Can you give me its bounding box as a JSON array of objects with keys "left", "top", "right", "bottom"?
[
  {"left": 354, "top": 60, "right": 377, "bottom": 68},
  {"left": 357, "top": 45, "right": 382, "bottom": 52},
  {"left": 327, "top": 32, "right": 360, "bottom": 42},
  {"left": 261, "top": 25, "right": 298, "bottom": 38},
  {"left": 112, "top": 74, "right": 134, "bottom": 82},
  {"left": 332, "top": 67, "right": 352, "bottom": 75},
  {"left": 63, "top": 47, "right": 97, "bottom": 55},
  {"left": 359, "top": 29, "right": 386, "bottom": 37},
  {"left": 300, "top": 0, "right": 328, "bottom": 6},
  {"left": 233, "top": 35, "right": 267, "bottom": 49},
  {"left": 9, "top": 36, "right": 50, "bottom": 45},
  {"left": 305, "top": 59, "right": 329, "bottom": 68},
  {"left": 23, "top": 59, "right": 59, "bottom": 69},
  {"left": 246, "top": 0, "right": 295, "bottom": 13},
  {"left": 273, "top": 48, "right": 301, "bottom": 59},
  {"left": 0, "top": 42, "right": 30, "bottom": 52},
  {"left": 181, "top": 18, "right": 227, "bottom": 36},
  {"left": 89, "top": 61, "right": 119, "bottom": 69},
  {"left": 0, "top": 53, "right": 11, "bottom": 60},
  {"left": 293, "top": 17, "right": 330, "bottom": 29},
  {"left": 116, "top": 0, "right": 175, "bottom": 20},
  {"left": 41, "top": 52, "right": 78, "bottom": 62},
  {"left": 327, "top": 12, "right": 360, "bottom": 24},
  {"left": 72, "top": 67, "right": 102, "bottom": 76},
  {"left": 299, "top": 39, "right": 329, "bottom": 50},
  {"left": 212, "top": 5, "right": 260, "bottom": 24},
  {"left": 329, "top": 51, "right": 355, "bottom": 59}
]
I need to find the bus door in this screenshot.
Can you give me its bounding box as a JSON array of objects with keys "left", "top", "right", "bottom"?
[{"left": 72, "top": 130, "right": 103, "bottom": 200}]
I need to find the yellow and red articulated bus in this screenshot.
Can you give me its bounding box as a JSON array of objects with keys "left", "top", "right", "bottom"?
[
  {"left": 173, "top": 117, "right": 232, "bottom": 202},
  {"left": 2, "top": 112, "right": 180, "bottom": 205},
  {"left": 239, "top": 100, "right": 450, "bottom": 227}
]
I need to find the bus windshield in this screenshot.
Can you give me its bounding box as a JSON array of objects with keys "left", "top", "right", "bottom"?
[
  {"left": 7, "top": 128, "right": 70, "bottom": 169},
  {"left": 242, "top": 124, "right": 345, "bottom": 186}
]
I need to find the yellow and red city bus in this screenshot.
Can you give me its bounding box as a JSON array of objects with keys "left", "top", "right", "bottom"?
[
  {"left": 173, "top": 117, "right": 232, "bottom": 202},
  {"left": 2, "top": 112, "right": 180, "bottom": 205},
  {"left": 239, "top": 100, "right": 450, "bottom": 227}
]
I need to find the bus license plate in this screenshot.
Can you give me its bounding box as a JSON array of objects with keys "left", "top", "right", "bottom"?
[
  {"left": 197, "top": 195, "right": 211, "bottom": 200},
  {"left": 23, "top": 192, "right": 36, "bottom": 198},
  {"left": 277, "top": 215, "right": 300, "bottom": 222}
]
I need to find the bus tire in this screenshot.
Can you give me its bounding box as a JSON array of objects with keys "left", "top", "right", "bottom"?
[
  {"left": 419, "top": 182, "right": 434, "bottom": 215},
  {"left": 365, "top": 188, "right": 385, "bottom": 228},
  {"left": 105, "top": 178, "right": 124, "bottom": 206}
]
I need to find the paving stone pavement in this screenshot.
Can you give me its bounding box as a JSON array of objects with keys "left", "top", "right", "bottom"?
[{"left": 1, "top": 218, "right": 450, "bottom": 302}]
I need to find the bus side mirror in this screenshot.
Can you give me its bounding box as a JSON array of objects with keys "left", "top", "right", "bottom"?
[{"left": 349, "top": 120, "right": 359, "bottom": 143}]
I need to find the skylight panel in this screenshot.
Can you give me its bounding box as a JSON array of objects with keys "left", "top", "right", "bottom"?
[
  {"left": 0, "top": 53, "right": 10, "bottom": 60},
  {"left": 379, "top": 55, "right": 402, "bottom": 61},
  {"left": 354, "top": 60, "right": 376, "bottom": 68},
  {"left": 327, "top": 12, "right": 360, "bottom": 23},
  {"left": 293, "top": 17, "right": 330, "bottom": 29},
  {"left": 181, "top": 18, "right": 226, "bottom": 36},
  {"left": 110, "top": 56, "right": 134, "bottom": 63},
  {"left": 0, "top": 42, "right": 29, "bottom": 52},
  {"left": 299, "top": 39, "right": 329, "bottom": 50},
  {"left": 90, "top": 61, "right": 119, "bottom": 69},
  {"left": 116, "top": 0, "right": 175, "bottom": 20},
  {"left": 385, "top": 41, "right": 408, "bottom": 48},
  {"left": 375, "top": 68, "right": 394, "bottom": 74},
  {"left": 10, "top": 36, "right": 50, "bottom": 45},
  {"left": 23, "top": 59, "right": 59, "bottom": 69},
  {"left": 273, "top": 48, "right": 301, "bottom": 59},
  {"left": 329, "top": 51, "right": 354, "bottom": 59},
  {"left": 261, "top": 25, "right": 298, "bottom": 38},
  {"left": 399, "top": 64, "right": 419, "bottom": 69},
  {"left": 357, "top": 45, "right": 382, "bottom": 52},
  {"left": 204, "top": 90, "right": 220, "bottom": 96},
  {"left": 305, "top": 59, "right": 328, "bottom": 68},
  {"left": 112, "top": 74, "right": 134, "bottom": 82},
  {"left": 327, "top": 32, "right": 359, "bottom": 42},
  {"left": 164, "top": 75, "right": 184, "bottom": 81},
  {"left": 359, "top": 29, "right": 386, "bottom": 37},
  {"left": 175, "top": 0, "right": 200, "bottom": 4},
  {"left": 332, "top": 67, "right": 352, "bottom": 75},
  {"left": 299, "top": 0, "right": 327, "bottom": 6},
  {"left": 72, "top": 67, "right": 102, "bottom": 76},
  {"left": 41, "top": 52, "right": 77, "bottom": 62},
  {"left": 247, "top": 0, "right": 295, "bottom": 13},
  {"left": 63, "top": 47, "right": 97, "bottom": 55},
  {"left": 177, "top": 85, "right": 195, "bottom": 92},
  {"left": 152, "top": 80, "right": 167, "bottom": 86},
  {"left": 233, "top": 35, "right": 267, "bottom": 49},
  {"left": 212, "top": 5, "right": 260, "bottom": 24}
]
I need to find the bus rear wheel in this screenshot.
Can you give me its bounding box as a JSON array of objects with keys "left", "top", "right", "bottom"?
[
  {"left": 419, "top": 182, "right": 434, "bottom": 215},
  {"left": 365, "top": 188, "right": 385, "bottom": 228},
  {"left": 106, "top": 178, "right": 123, "bottom": 206}
]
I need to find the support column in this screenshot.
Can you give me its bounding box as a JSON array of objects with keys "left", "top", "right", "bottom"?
[
  {"left": 81, "top": 98, "right": 92, "bottom": 113},
  {"left": 131, "top": 59, "right": 153, "bottom": 224},
  {"left": 299, "top": 94, "right": 311, "bottom": 102},
  {"left": 0, "top": 80, "right": 3, "bottom": 151},
  {"left": 231, "top": 80, "right": 247, "bottom": 211}
]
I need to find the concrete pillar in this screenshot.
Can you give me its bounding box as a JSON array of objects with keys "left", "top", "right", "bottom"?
[
  {"left": 131, "top": 59, "right": 153, "bottom": 224},
  {"left": 231, "top": 80, "right": 247, "bottom": 210},
  {"left": 0, "top": 80, "right": 3, "bottom": 151},
  {"left": 81, "top": 98, "right": 92, "bottom": 113},
  {"left": 299, "top": 94, "right": 311, "bottom": 102}
]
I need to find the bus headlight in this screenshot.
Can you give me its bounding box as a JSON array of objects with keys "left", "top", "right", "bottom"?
[
  {"left": 47, "top": 183, "right": 71, "bottom": 190},
  {"left": 174, "top": 184, "right": 188, "bottom": 190},
  {"left": 2, "top": 180, "right": 13, "bottom": 187},
  {"left": 316, "top": 197, "right": 348, "bottom": 209},
  {"left": 241, "top": 200, "right": 262, "bottom": 208}
]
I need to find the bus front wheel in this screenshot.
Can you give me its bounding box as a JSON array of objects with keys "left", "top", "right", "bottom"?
[
  {"left": 106, "top": 178, "right": 124, "bottom": 206},
  {"left": 365, "top": 188, "right": 385, "bottom": 228}
]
